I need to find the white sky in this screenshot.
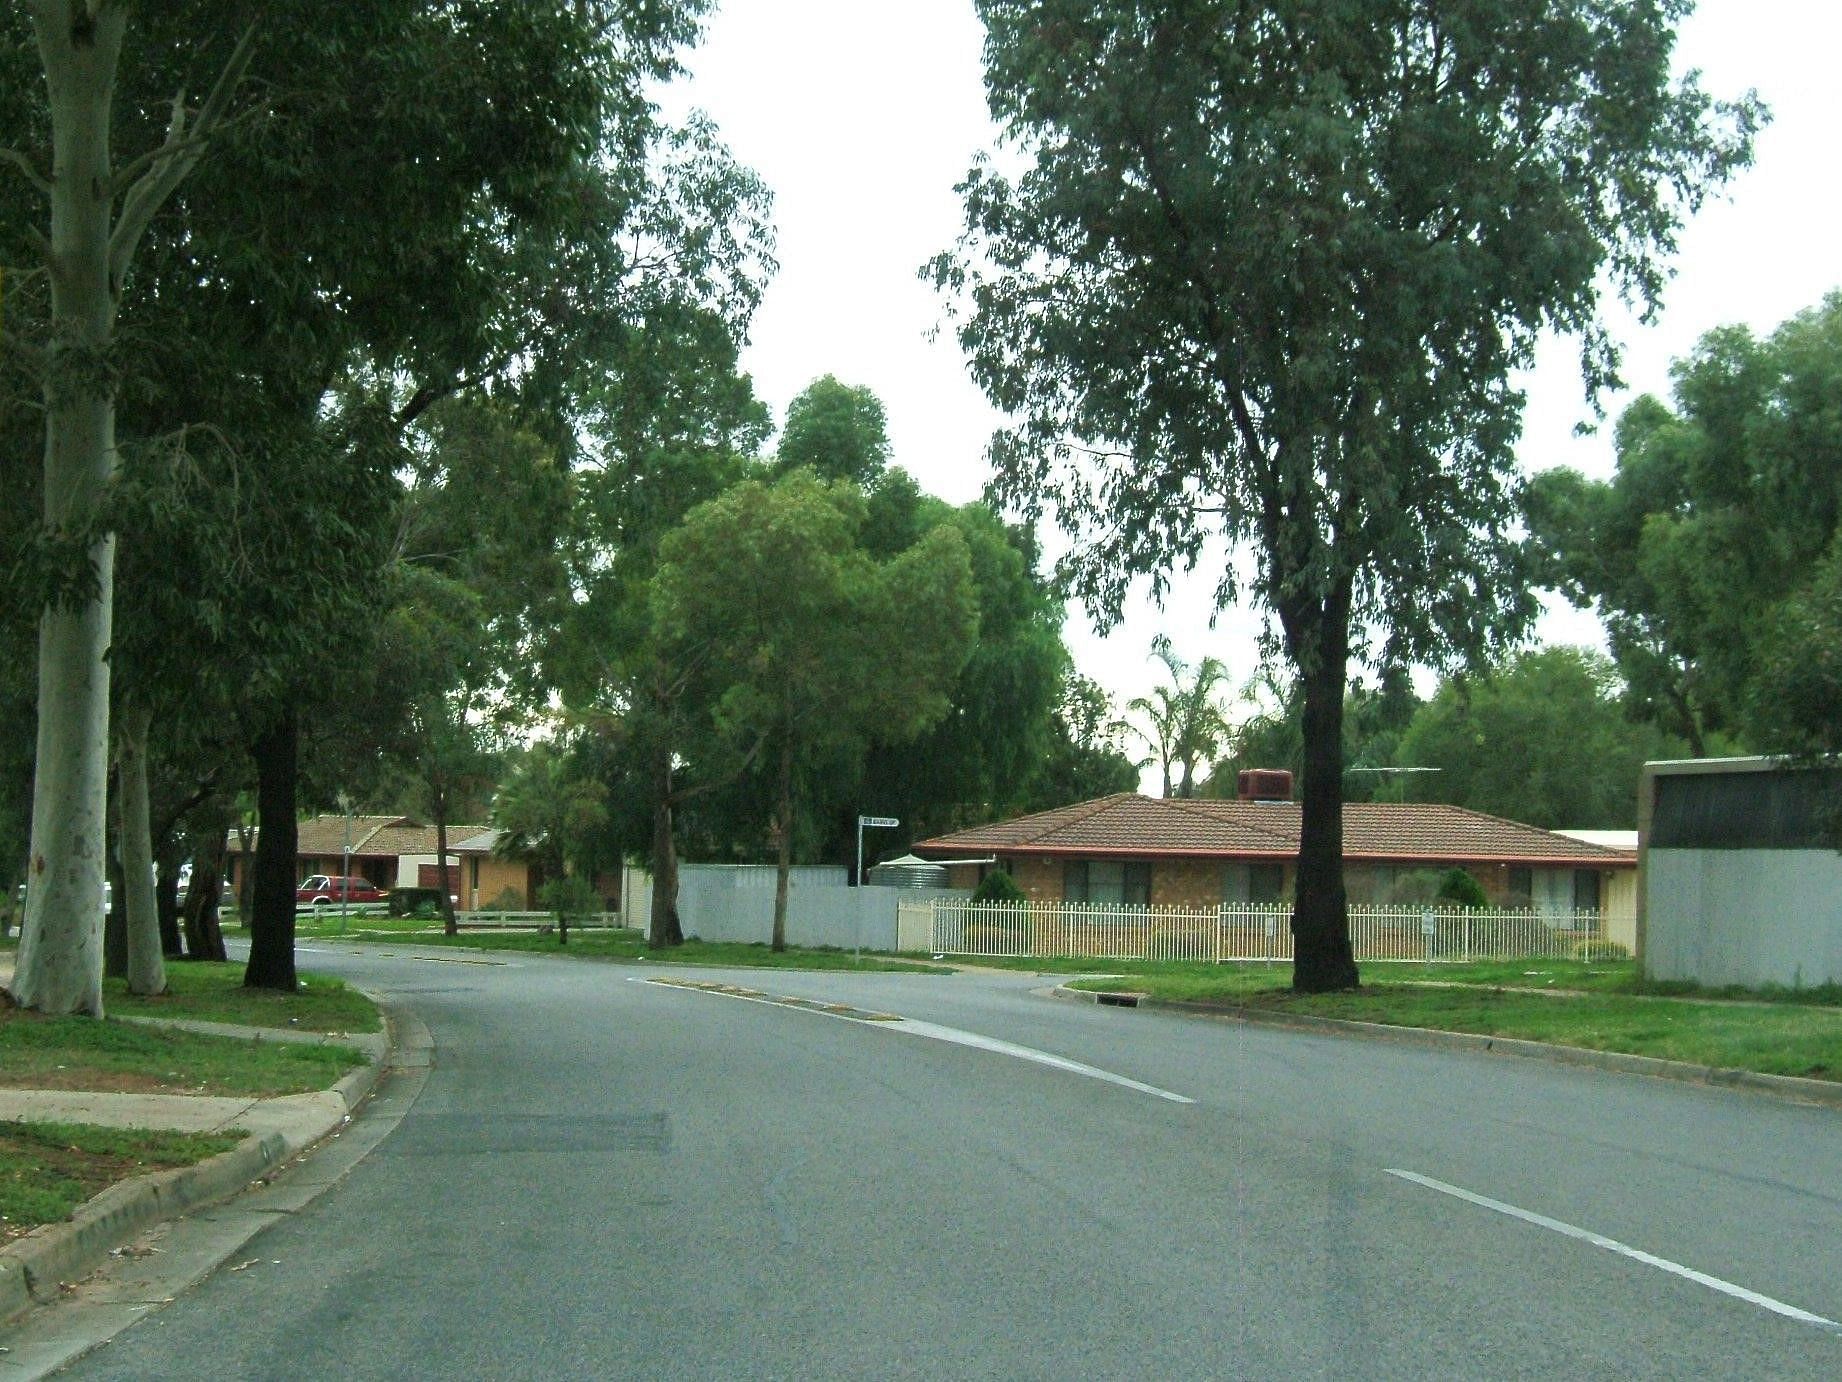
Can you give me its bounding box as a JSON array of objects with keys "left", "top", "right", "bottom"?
[{"left": 659, "top": 1, "right": 1842, "bottom": 752}]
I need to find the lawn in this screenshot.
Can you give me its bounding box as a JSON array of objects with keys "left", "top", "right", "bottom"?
[
  {"left": 0, "top": 1120, "right": 245, "bottom": 1242},
  {"left": 105, "top": 960, "right": 381, "bottom": 1033},
  {"left": 1064, "top": 960, "right": 1842, "bottom": 1081},
  {"left": 0, "top": 1008, "right": 363, "bottom": 1096}
]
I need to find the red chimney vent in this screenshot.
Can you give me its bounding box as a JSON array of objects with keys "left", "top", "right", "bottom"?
[{"left": 1237, "top": 768, "right": 1294, "bottom": 802}]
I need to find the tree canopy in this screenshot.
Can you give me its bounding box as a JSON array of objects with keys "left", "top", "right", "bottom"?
[
  {"left": 934, "top": 0, "right": 1759, "bottom": 989},
  {"left": 1529, "top": 292, "right": 1842, "bottom": 758}
]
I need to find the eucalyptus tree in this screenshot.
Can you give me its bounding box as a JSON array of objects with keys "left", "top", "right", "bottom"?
[
  {"left": 933, "top": 0, "right": 1760, "bottom": 990},
  {"left": 652, "top": 471, "right": 978, "bottom": 950},
  {"left": 0, "top": 5, "right": 254, "bottom": 1014},
  {"left": 1528, "top": 293, "right": 1842, "bottom": 757}
]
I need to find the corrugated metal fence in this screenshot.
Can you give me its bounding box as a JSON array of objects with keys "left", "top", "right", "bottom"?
[{"left": 920, "top": 899, "right": 1625, "bottom": 964}]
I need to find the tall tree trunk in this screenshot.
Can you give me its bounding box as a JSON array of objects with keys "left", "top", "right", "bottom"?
[
  {"left": 771, "top": 734, "right": 792, "bottom": 953},
  {"left": 182, "top": 840, "right": 228, "bottom": 962},
  {"left": 648, "top": 747, "right": 683, "bottom": 949},
  {"left": 245, "top": 711, "right": 299, "bottom": 991},
  {"left": 234, "top": 816, "right": 255, "bottom": 916},
  {"left": 104, "top": 802, "right": 126, "bottom": 980},
  {"left": 116, "top": 704, "right": 164, "bottom": 994},
  {"left": 434, "top": 783, "right": 457, "bottom": 936},
  {"left": 155, "top": 835, "right": 183, "bottom": 957},
  {"left": 10, "top": 4, "right": 130, "bottom": 1017},
  {"left": 1285, "top": 579, "right": 1360, "bottom": 994}
]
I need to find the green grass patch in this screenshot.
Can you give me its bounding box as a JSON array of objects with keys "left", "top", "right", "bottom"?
[
  {"left": 1065, "top": 960, "right": 1842, "bottom": 1081},
  {"left": 104, "top": 960, "right": 380, "bottom": 1033},
  {"left": 324, "top": 926, "right": 953, "bottom": 973},
  {"left": 0, "top": 1119, "right": 244, "bottom": 1241},
  {"left": 0, "top": 1006, "right": 363, "bottom": 1096}
]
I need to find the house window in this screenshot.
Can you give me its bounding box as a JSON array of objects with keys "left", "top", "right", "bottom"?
[
  {"left": 1507, "top": 867, "right": 1533, "bottom": 908},
  {"left": 1573, "top": 870, "right": 1602, "bottom": 912},
  {"left": 1249, "top": 862, "right": 1285, "bottom": 904},
  {"left": 1064, "top": 860, "right": 1150, "bottom": 905}
]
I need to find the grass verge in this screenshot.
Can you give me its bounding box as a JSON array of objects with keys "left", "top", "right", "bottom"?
[
  {"left": 301, "top": 925, "right": 954, "bottom": 973},
  {"left": 105, "top": 961, "right": 380, "bottom": 1033},
  {"left": 0, "top": 1119, "right": 245, "bottom": 1243},
  {"left": 0, "top": 1007, "right": 363, "bottom": 1096},
  {"left": 1064, "top": 960, "right": 1842, "bottom": 1081}
]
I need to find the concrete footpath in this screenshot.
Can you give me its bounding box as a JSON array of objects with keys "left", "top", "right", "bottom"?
[{"left": 0, "top": 963, "right": 395, "bottom": 1330}]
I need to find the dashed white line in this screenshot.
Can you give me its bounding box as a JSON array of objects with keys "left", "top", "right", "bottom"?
[
  {"left": 644, "top": 977, "right": 1194, "bottom": 1104},
  {"left": 1386, "top": 1168, "right": 1842, "bottom": 1335}
]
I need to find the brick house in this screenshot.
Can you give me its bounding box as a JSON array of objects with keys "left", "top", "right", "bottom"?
[
  {"left": 226, "top": 815, "right": 519, "bottom": 911},
  {"left": 912, "top": 792, "right": 1635, "bottom": 923}
]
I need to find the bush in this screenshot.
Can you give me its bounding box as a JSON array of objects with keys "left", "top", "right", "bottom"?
[
  {"left": 539, "top": 875, "right": 600, "bottom": 922},
  {"left": 1571, "top": 937, "right": 1631, "bottom": 962},
  {"left": 971, "top": 870, "right": 1026, "bottom": 905},
  {"left": 387, "top": 886, "right": 449, "bottom": 919},
  {"left": 1437, "top": 868, "right": 1490, "bottom": 909},
  {"left": 1382, "top": 868, "right": 1446, "bottom": 904}
]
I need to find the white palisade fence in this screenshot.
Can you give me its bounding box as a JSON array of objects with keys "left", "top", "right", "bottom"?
[{"left": 925, "top": 899, "right": 1624, "bottom": 964}]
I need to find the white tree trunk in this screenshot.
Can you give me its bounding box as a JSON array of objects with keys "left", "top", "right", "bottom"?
[
  {"left": 117, "top": 703, "right": 165, "bottom": 995},
  {"left": 10, "top": 3, "right": 128, "bottom": 1017},
  {"left": 10, "top": 4, "right": 252, "bottom": 1015}
]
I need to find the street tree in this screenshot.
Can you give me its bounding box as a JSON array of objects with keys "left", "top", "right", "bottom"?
[
  {"left": 933, "top": 0, "right": 1759, "bottom": 990},
  {"left": 1, "top": 7, "right": 255, "bottom": 1015},
  {"left": 652, "top": 471, "right": 978, "bottom": 949}
]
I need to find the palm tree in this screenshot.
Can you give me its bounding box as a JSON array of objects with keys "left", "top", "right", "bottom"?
[
  {"left": 491, "top": 741, "right": 608, "bottom": 939},
  {"left": 1120, "top": 636, "right": 1233, "bottom": 798}
]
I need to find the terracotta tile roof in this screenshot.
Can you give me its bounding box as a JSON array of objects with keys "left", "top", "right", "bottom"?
[
  {"left": 293, "top": 815, "right": 405, "bottom": 857},
  {"left": 261, "top": 815, "right": 490, "bottom": 859},
  {"left": 914, "top": 794, "right": 1632, "bottom": 866}
]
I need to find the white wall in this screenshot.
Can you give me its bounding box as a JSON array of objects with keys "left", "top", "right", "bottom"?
[
  {"left": 1645, "top": 848, "right": 1842, "bottom": 988},
  {"left": 632, "top": 864, "right": 965, "bottom": 951}
]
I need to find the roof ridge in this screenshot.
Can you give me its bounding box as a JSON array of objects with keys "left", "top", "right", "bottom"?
[{"left": 1164, "top": 793, "right": 1300, "bottom": 845}]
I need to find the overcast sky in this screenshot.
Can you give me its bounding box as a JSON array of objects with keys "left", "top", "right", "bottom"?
[{"left": 658, "top": 1, "right": 1842, "bottom": 748}]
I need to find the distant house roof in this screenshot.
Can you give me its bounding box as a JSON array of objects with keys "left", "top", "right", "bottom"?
[
  {"left": 242, "top": 815, "right": 491, "bottom": 859},
  {"left": 914, "top": 793, "right": 1633, "bottom": 867}
]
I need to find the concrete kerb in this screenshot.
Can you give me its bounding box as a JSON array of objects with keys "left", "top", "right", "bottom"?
[
  {"left": 1050, "top": 984, "right": 1842, "bottom": 1111},
  {"left": 0, "top": 1005, "right": 396, "bottom": 1326}
]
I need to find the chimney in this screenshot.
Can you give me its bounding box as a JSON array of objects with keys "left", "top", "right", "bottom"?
[{"left": 1237, "top": 768, "right": 1294, "bottom": 803}]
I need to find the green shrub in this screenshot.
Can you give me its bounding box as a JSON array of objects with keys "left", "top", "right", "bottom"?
[
  {"left": 539, "top": 875, "right": 601, "bottom": 922},
  {"left": 971, "top": 870, "right": 1026, "bottom": 904},
  {"left": 1437, "top": 868, "right": 1490, "bottom": 908}
]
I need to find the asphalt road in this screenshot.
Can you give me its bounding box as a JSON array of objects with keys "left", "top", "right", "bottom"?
[{"left": 51, "top": 944, "right": 1842, "bottom": 1379}]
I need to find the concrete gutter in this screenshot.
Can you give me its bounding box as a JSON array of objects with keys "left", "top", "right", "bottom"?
[
  {"left": 0, "top": 1012, "right": 393, "bottom": 1326},
  {"left": 1050, "top": 985, "right": 1842, "bottom": 1111}
]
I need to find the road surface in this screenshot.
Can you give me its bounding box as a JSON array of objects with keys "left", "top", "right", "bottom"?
[{"left": 47, "top": 944, "right": 1842, "bottom": 1378}]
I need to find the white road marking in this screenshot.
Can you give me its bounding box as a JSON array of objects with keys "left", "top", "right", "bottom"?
[
  {"left": 888, "top": 1019, "right": 1194, "bottom": 1104},
  {"left": 644, "top": 977, "right": 1194, "bottom": 1104},
  {"left": 1386, "top": 1168, "right": 1842, "bottom": 1335}
]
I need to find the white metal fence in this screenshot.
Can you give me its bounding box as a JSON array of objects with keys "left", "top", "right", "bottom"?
[{"left": 926, "top": 899, "right": 1627, "bottom": 964}]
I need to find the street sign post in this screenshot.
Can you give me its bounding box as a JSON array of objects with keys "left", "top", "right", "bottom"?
[{"left": 855, "top": 815, "right": 900, "bottom": 964}]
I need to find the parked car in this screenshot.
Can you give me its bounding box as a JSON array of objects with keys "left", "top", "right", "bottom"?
[{"left": 295, "top": 875, "right": 386, "bottom": 906}]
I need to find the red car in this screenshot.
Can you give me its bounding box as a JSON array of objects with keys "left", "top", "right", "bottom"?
[{"left": 296, "top": 874, "right": 386, "bottom": 906}]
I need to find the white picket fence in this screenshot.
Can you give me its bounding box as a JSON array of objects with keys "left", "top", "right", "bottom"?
[{"left": 925, "top": 898, "right": 1626, "bottom": 964}]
